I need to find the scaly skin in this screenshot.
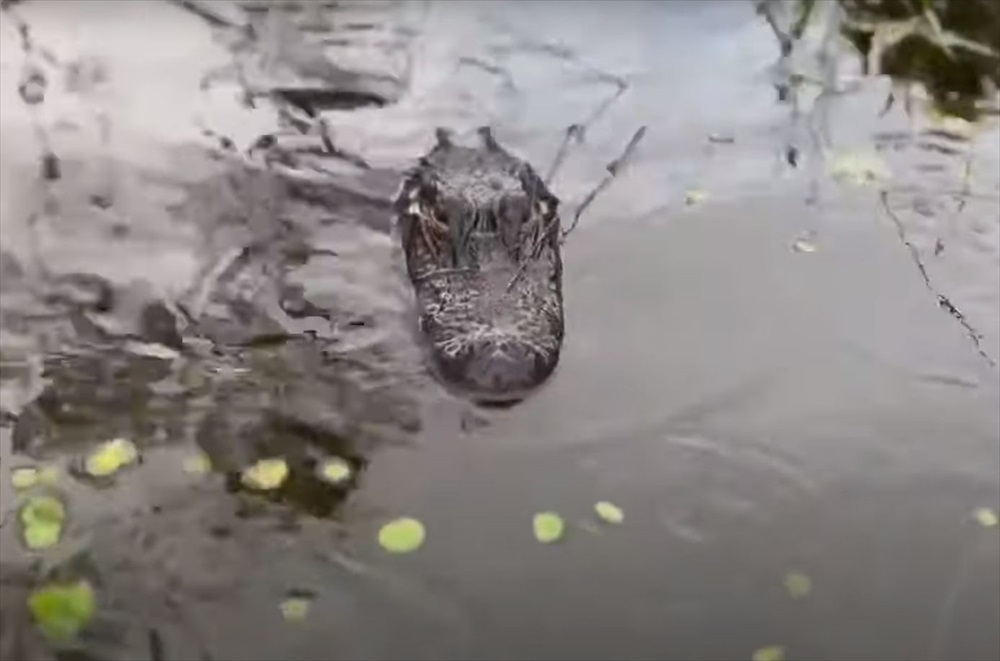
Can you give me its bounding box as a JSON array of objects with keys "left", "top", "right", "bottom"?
[{"left": 393, "top": 128, "right": 564, "bottom": 403}]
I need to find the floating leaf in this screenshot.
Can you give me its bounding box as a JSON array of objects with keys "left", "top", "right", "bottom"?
[
  {"left": 12, "top": 467, "right": 39, "bottom": 490},
  {"left": 594, "top": 501, "right": 624, "bottom": 524},
  {"left": 828, "top": 149, "right": 890, "bottom": 186},
  {"left": 279, "top": 597, "right": 311, "bottom": 622},
  {"left": 784, "top": 571, "right": 812, "bottom": 598},
  {"left": 28, "top": 580, "right": 95, "bottom": 641},
  {"left": 972, "top": 507, "right": 998, "bottom": 528},
  {"left": 684, "top": 189, "right": 707, "bottom": 206},
  {"left": 241, "top": 457, "right": 289, "bottom": 491},
  {"left": 752, "top": 645, "right": 786, "bottom": 661},
  {"left": 533, "top": 512, "right": 565, "bottom": 543},
  {"left": 182, "top": 451, "right": 212, "bottom": 475},
  {"left": 792, "top": 237, "right": 818, "bottom": 253},
  {"left": 85, "top": 438, "right": 138, "bottom": 477},
  {"left": 318, "top": 457, "right": 352, "bottom": 484},
  {"left": 20, "top": 495, "right": 66, "bottom": 551},
  {"left": 378, "top": 517, "right": 425, "bottom": 553}
]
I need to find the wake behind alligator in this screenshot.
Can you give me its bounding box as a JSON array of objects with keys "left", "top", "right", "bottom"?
[{"left": 394, "top": 127, "right": 565, "bottom": 404}]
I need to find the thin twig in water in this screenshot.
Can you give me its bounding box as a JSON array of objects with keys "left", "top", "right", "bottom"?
[
  {"left": 544, "top": 75, "right": 628, "bottom": 185},
  {"left": 457, "top": 56, "right": 516, "bottom": 92},
  {"left": 505, "top": 126, "right": 647, "bottom": 293},
  {"left": 167, "top": 0, "right": 242, "bottom": 30},
  {"left": 544, "top": 124, "right": 583, "bottom": 186},
  {"left": 562, "top": 125, "right": 647, "bottom": 239},
  {"left": 880, "top": 191, "right": 996, "bottom": 367}
]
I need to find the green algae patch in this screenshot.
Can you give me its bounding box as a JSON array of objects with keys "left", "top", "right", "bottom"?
[
  {"left": 973, "top": 507, "right": 998, "bottom": 528},
  {"left": 85, "top": 438, "right": 138, "bottom": 477},
  {"left": 318, "top": 457, "right": 352, "bottom": 485},
  {"left": 752, "top": 645, "right": 785, "bottom": 661},
  {"left": 12, "top": 465, "right": 60, "bottom": 491},
  {"left": 594, "top": 501, "right": 625, "bottom": 524},
  {"left": 241, "top": 457, "right": 289, "bottom": 491},
  {"left": 28, "top": 580, "right": 95, "bottom": 641},
  {"left": 378, "top": 517, "right": 425, "bottom": 553},
  {"left": 279, "top": 596, "right": 312, "bottom": 622},
  {"left": 20, "top": 495, "right": 66, "bottom": 551},
  {"left": 533, "top": 512, "right": 565, "bottom": 543},
  {"left": 784, "top": 571, "right": 812, "bottom": 599}
]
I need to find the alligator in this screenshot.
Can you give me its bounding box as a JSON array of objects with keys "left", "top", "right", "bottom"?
[{"left": 394, "top": 127, "right": 565, "bottom": 404}]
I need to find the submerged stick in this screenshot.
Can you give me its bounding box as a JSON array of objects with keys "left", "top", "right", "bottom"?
[{"left": 561, "top": 125, "right": 647, "bottom": 240}]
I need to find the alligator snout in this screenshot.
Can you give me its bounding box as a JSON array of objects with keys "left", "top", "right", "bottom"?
[{"left": 433, "top": 337, "right": 559, "bottom": 403}]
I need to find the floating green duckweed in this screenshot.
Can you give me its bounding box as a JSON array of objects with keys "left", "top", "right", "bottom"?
[
  {"left": 533, "top": 512, "right": 565, "bottom": 543},
  {"left": 594, "top": 501, "right": 625, "bottom": 524},
  {"left": 784, "top": 571, "right": 812, "bottom": 599},
  {"left": 279, "top": 597, "right": 311, "bottom": 622},
  {"left": 752, "top": 645, "right": 786, "bottom": 661},
  {"left": 378, "top": 517, "right": 425, "bottom": 553},
  {"left": 318, "top": 457, "right": 352, "bottom": 484},
  {"left": 28, "top": 580, "right": 95, "bottom": 641},
  {"left": 973, "top": 507, "right": 998, "bottom": 528},
  {"left": 85, "top": 438, "right": 138, "bottom": 477},
  {"left": 240, "top": 458, "right": 289, "bottom": 491},
  {"left": 182, "top": 451, "right": 212, "bottom": 475},
  {"left": 20, "top": 495, "right": 66, "bottom": 551}
]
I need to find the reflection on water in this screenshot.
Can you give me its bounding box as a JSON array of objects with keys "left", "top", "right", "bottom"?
[{"left": 1, "top": 1, "right": 998, "bottom": 660}]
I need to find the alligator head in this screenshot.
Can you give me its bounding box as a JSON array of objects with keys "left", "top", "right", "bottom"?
[{"left": 393, "top": 127, "right": 564, "bottom": 404}]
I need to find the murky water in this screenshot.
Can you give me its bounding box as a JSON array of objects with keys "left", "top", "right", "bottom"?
[{"left": 1, "top": 1, "right": 998, "bottom": 660}]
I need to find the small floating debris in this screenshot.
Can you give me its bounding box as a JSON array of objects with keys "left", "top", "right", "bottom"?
[
  {"left": 752, "top": 645, "right": 786, "bottom": 661},
  {"left": 240, "top": 458, "right": 289, "bottom": 491},
  {"left": 279, "top": 597, "right": 312, "bottom": 622},
  {"left": 84, "top": 438, "right": 138, "bottom": 477},
  {"left": 124, "top": 340, "right": 181, "bottom": 360},
  {"left": 972, "top": 507, "right": 998, "bottom": 528},
  {"left": 11, "top": 465, "right": 59, "bottom": 491},
  {"left": 828, "top": 149, "right": 890, "bottom": 186},
  {"left": 533, "top": 512, "right": 565, "bottom": 544},
  {"left": 708, "top": 132, "right": 736, "bottom": 144},
  {"left": 783, "top": 571, "right": 812, "bottom": 599},
  {"left": 791, "top": 232, "right": 818, "bottom": 253},
  {"left": 378, "top": 517, "right": 425, "bottom": 553},
  {"left": 182, "top": 451, "right": 212, "bottom": 476},
  {"left": 19, "top": 495, "right": 66, "bottom": 551},
  {"left": 684, "top": 189, "right": 708, "bottom": 206},
  {"left": 28, "top": 580, "right": 95, "bottom": 642},
  {"left": 18, "top": 66, "right": 47, "bottom": 106},
  {"left": 318, "top": 457, "right": 352, "bottom": 485},
  {"left": 41, "top": 152, "right": 61, "bottom": 181},
  {"left": 594, "top": 501, "right": 625, "bottom": 525},
  {"left": 12, "top": 467, "right": 39, "bottom": 490}
]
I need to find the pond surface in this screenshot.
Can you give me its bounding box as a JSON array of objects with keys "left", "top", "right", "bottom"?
[{"left": 1, "top": 1, "right": 998, "bottom": 660}]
